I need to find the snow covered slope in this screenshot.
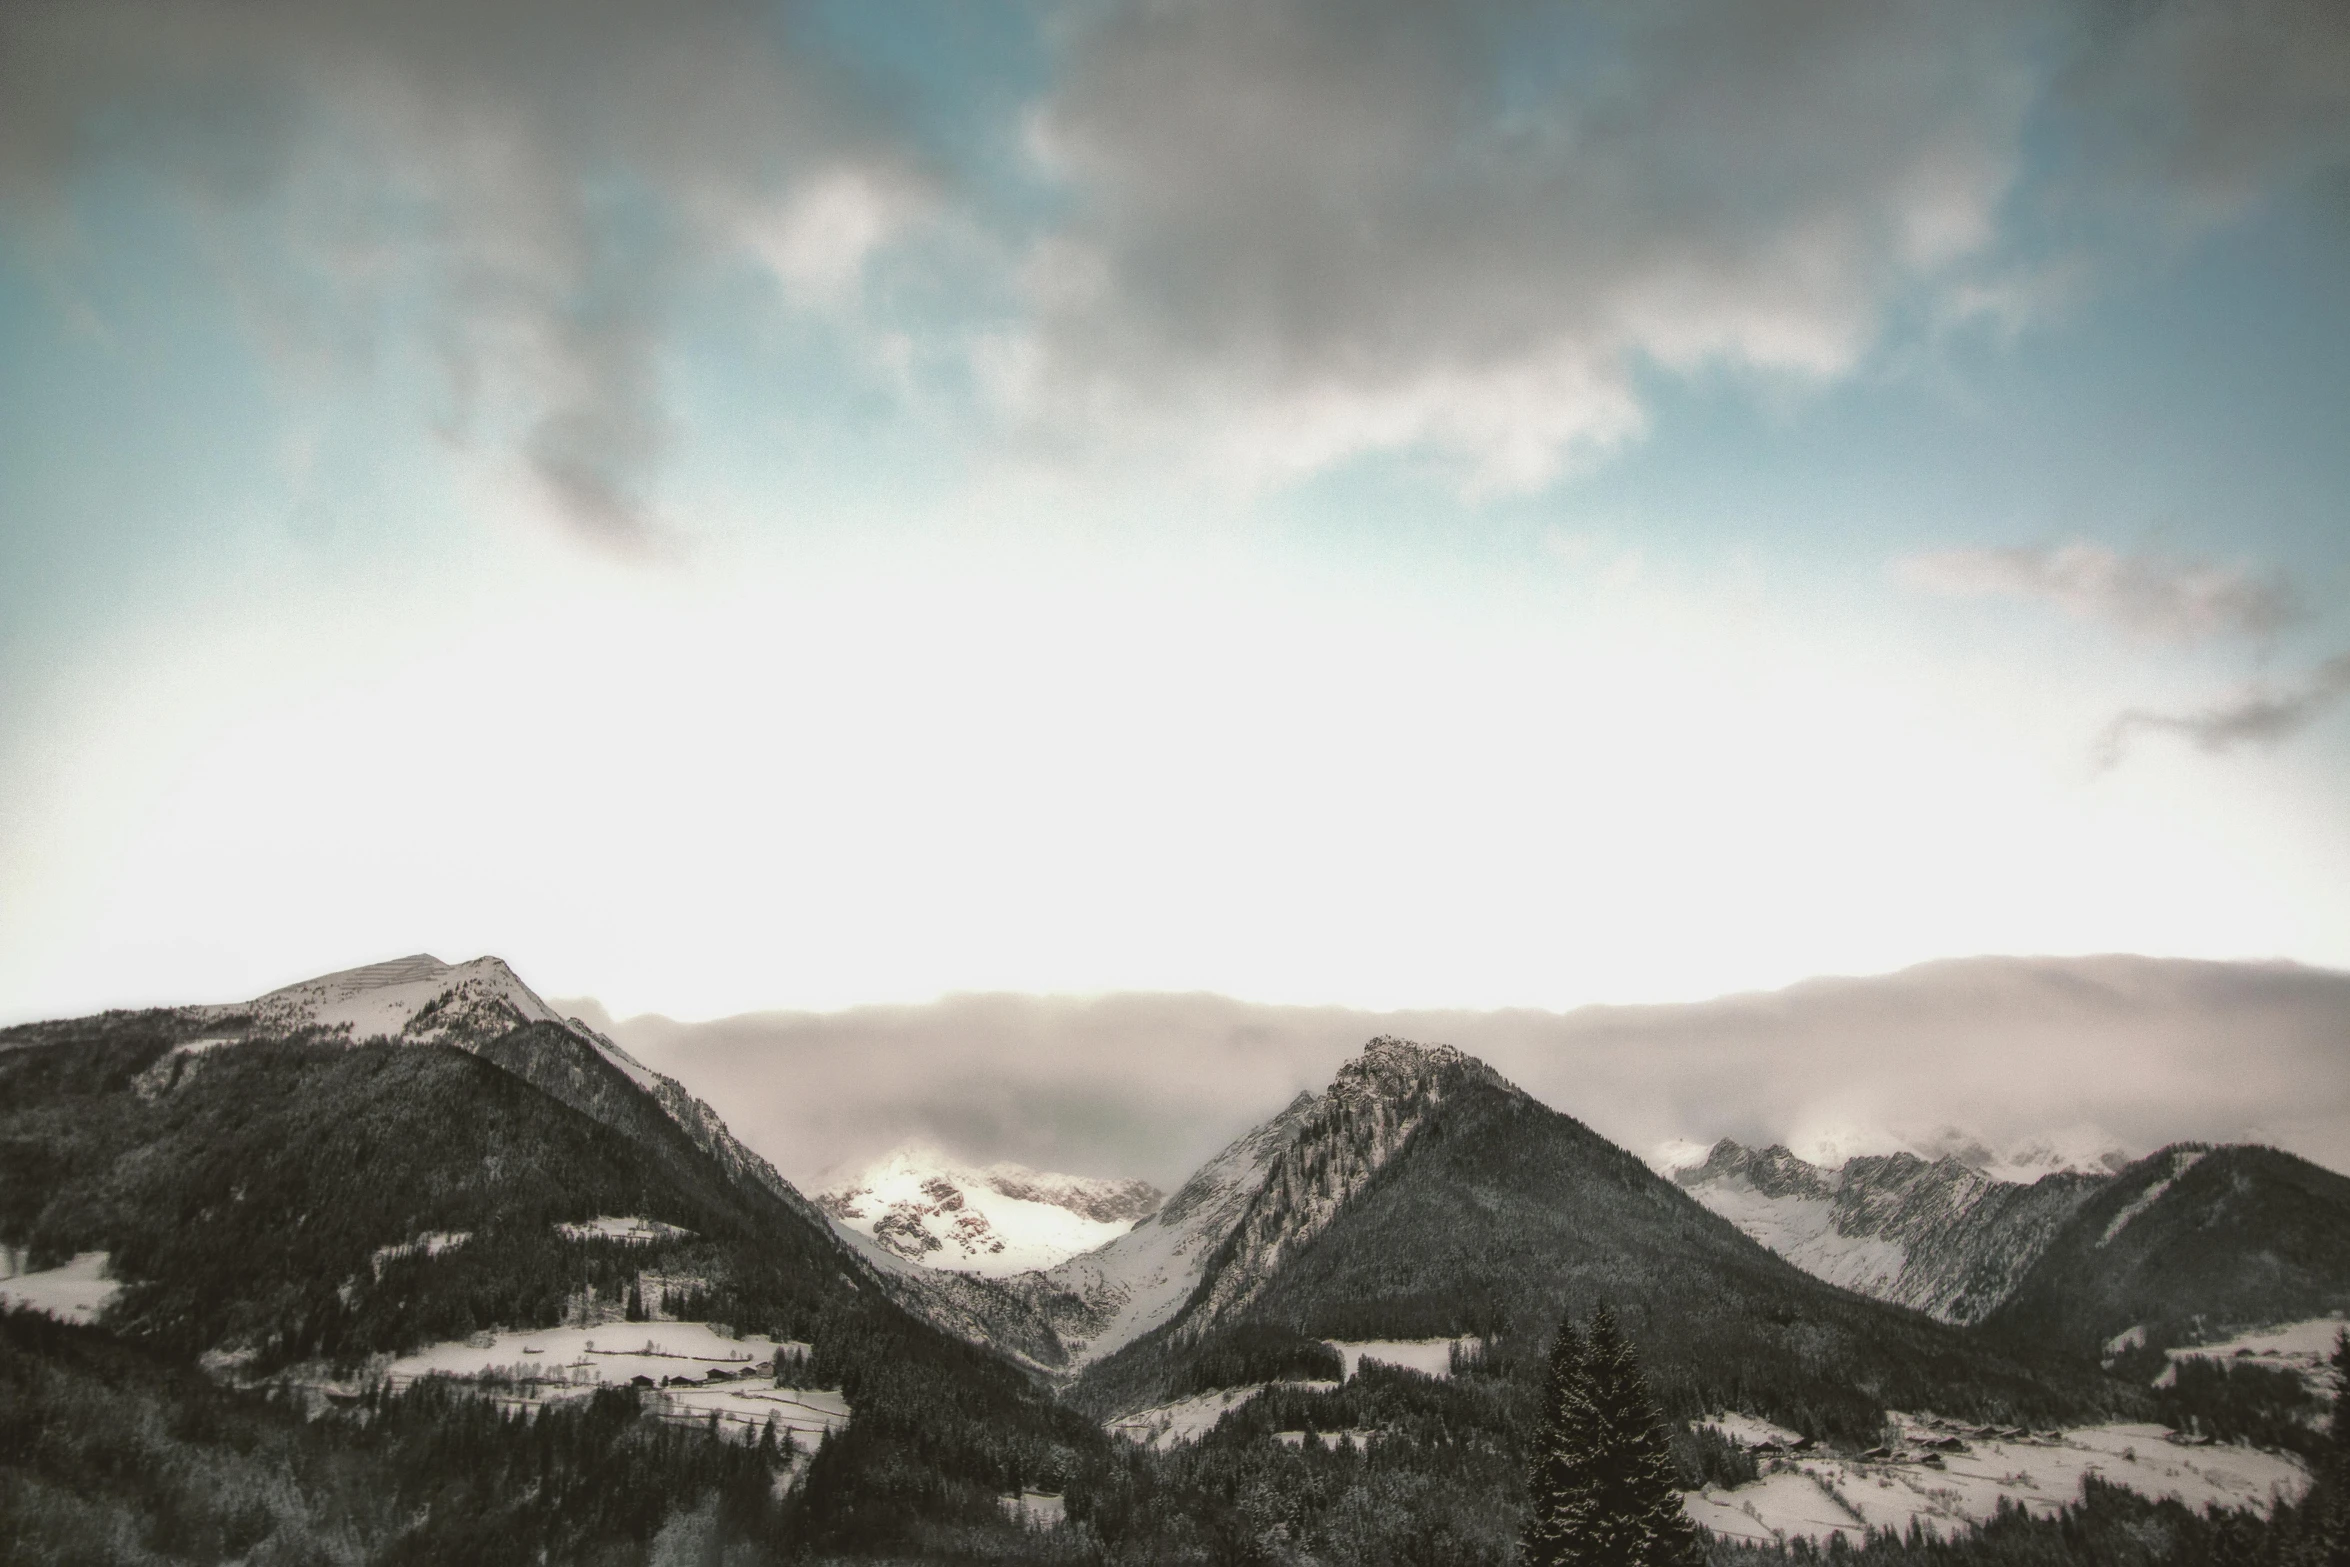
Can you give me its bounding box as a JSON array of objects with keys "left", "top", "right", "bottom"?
[
  {"left": 1674, "top": 1139, "right": 2111, "bottom": 1324},
  {"left": 816, "top": 1148, "right": 1160, "bottom": 1276},
  {"left": 807, "top": 1091, "right": 1317, "bottom": 1376},
  {"left": 194, "top": 954, "right": 831, "bottom": 1237},
  {"left": 1038, "top": 1089, "right": 1321, "bottom": 1365}
]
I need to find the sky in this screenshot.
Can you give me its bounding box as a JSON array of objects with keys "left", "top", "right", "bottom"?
[{"left": 3, "top": 0, "right": 2349, "bottom": 1031}]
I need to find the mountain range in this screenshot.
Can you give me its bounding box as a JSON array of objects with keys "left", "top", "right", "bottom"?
[
  {"left": 1672, "top": 1136, "right": 2350, "bottom": 1360},
  {"left": 4, "top": 953, "right": 2346, "bottom": 1564}
]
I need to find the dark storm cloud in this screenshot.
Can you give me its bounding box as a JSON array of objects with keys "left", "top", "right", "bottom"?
[
  {"left": 2097, "top": 651, "right": 2350, "bottom": 766},
  {"left": 1903, "top": 544, "right": 2301, "bottom": 642},
  {"left": 586, "top": 956, "right": 2350, "bottom": 1188},
  {"left": 0, "top": 0, "right": 927, "bottom": 550}
]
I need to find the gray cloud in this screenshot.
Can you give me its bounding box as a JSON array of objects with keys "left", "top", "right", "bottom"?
[
  {"left": 1902, "top": 543, "right": 2300, "bottom": 641},
  {"left": 1010, "top": 0, "right": 2047, "bottom": 488},
  {"left": 2097, "top": 651, "right": 2350, "bottom": 766},
  {"left": 7, "top": 0, "right": 2345, "bottom": 518},
  {"left": 0, "top": 0, "right": 927, "bottom": 550},
  {"left": 581, "top": 955, "right": 2350, "bottom": 1189},
  {"left": 1003, "top": 0, "right": 2350, "bottom": 490},
  {"left": 2057, "top": 0, "right": 2350, "bottom": 225}
]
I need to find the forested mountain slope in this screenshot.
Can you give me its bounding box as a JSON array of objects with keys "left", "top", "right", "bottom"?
[
  {"left": 1986, "top": 1143, "right": 2350, "bottom": 1360},
  {"left": 0, "top": 967, "right": 1107, "bottom": 1559},
  {"left": 1072, "top": 1039, "right": 2133, "bottom": 1441}
]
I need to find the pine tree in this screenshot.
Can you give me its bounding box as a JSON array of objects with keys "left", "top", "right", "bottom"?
[
  {"left": 1521, "top": 1307, "right": 1704, "bottom": 1567},
  {"left": 1521, "top": 1313, "right": 1602, "bottom": 1567},
  {"left": 1583, "top": 1308, "right": 1703, "bottom": 1567},
  {"left": 2311, "top": 1330, "right": 2350, "bottom": 1566}
]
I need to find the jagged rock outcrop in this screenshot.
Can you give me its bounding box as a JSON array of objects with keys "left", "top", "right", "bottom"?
[{"left": 1674, "top": 1139, "right": 2106, "bottom": 1324}]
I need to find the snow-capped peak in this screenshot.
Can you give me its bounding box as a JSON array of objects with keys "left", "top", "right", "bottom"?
[
  {"left": 229, "top": 953, "right": 563, "bottom": 1045},
  {"left": 816, "top": 1147, "right": 1162, "bottom": 1278}
]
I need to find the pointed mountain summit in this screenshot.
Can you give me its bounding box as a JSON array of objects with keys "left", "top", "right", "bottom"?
[
  {"left": 1070, "top": 1036, "right": 2120, "bottom": 1437},
  {"left": 171, "top": 953, "right": 830, "bottom": 1233}
]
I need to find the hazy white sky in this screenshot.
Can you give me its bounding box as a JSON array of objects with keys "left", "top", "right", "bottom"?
[{"left": 3, "top": 0, "right": 2348, "bottom": 1025}]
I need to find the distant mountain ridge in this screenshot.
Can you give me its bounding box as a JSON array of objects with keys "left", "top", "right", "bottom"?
[
  {"left": 1672, "top": 1139, "right": 2111, "bottom": 1324},
  {"left": 1673, "top": 1135, "right": 2350, "bottom": 1357}
]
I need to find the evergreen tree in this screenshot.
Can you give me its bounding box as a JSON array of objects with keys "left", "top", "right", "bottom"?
[
  {"left": 1521, "top": 1307, "right": 1703, "bottom": 1567},
  {"left": 1583, "top": 1308, "right": 1703, "bottom": 1567},
  {"left": 626, "top": 1276, "right": 645, "bottom": 1322},
  {"left": 2310, "top": 1330, "right": 2350, "bottom": 1566},
  {"left": 1522, "top": 1314, "right": 1603, "bottom": 1566}
]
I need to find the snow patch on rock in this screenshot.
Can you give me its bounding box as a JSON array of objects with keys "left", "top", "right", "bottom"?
[
  {"left": 818, "top": 1148, "right": 1160, "bottom": 1277},
  {"left": 2100, "top": 1148, "right": 2208, "bottom": 1247},
  {"left": 0, "top": 1252, "right": 119, "bottom": 1323}
]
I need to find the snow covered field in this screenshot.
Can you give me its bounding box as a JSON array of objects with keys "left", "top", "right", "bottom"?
[
  {"left": 1108, "top": 1383, "right": 1341, "bottom": 1450},
  {"left": 1107, "top": 1340, "right": 1468, "bottom": 1450},
  {"left": 1000, "top": 1490, "right": 1067, "bottom": 1528},
  {"left": 0, "top": 1252, "right": 120, "bottom": 1323},
  {"left": 378, "top": 1322, "right": 847, "bottom": 1447},
  {"left": 1699, "top": 1412, "right": 1805, "bottom": 1448},
  {"left": 1273, "top": 1428, "right": 1379, "bottom": 1449},
  {"left": 2164, "top": 1316, "right": 2347, "bottom": 1398},
  {"left": 1326, "top": 1339, "right": 1469, "bottom": 1381},
  {"left": 553, "top": 1216, "right": 693, "bottom": 1245},
  {"left": 1684, "top": 1417, "right": 2309, "bottom": 1547}
]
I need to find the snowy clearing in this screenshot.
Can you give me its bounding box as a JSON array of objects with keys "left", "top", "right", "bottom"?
[
  {"left": 370, "top": 1231, "right": 470, "bottom": 1276},
  {"left": 376, "top": 1321, "right": 843, "bottom": 1446},
  {"left": 1699, "top": 1412, "right": 1806, "bottom": 1448},
  {"left": 554, "top": 1216, "right": 694, "bottom": 1245},
  {"left": 1684, "top": 1417, "right": 2308, "bottom": 1547},
  {"left": 1000, "top": 1491, "right": 1067, "bottom": 1528},
  {"left": 2165, "top": 1316, "right": 2347, "bottom": 1398},
  {"left": 386, "top": 1320, "right": 792, "bottom": 1386},
  {"left": 0, "top": 1252, "right": 119, "bottom": 1323},
  {"left": 1327, "top": 1339, "right": 1469, "bottom": 1381},
  {"left": 1108, "top": 1382, "right": 1340, "bottom": 1450},
  {"left": 1273, "top": 1428, "right": 1380, "bottom": 1449}
]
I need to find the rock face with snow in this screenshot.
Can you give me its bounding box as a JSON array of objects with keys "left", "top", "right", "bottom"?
[
  {"left": 1060, "top": 1036, "right": 2120, "bottom": 1429},
  {"left": 1035, "top": 1088, "right": 1322, "bottom": 1365},
  {"left": 818, "top": 1088, "right": 1320, "bottom": 1375},
  {"left": 1184, "top": 1039, "right": 1501, "bottom": 1333},
  {"left": 816, "top": 1149, "right": 1161, "bottom": 1277},
  {"left": 1676, "top": 1134, "right": 2350, "bottom": 1359},
  {"left": 1673, "top": 1139, "right": 2109, "bottom": 1325}
]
